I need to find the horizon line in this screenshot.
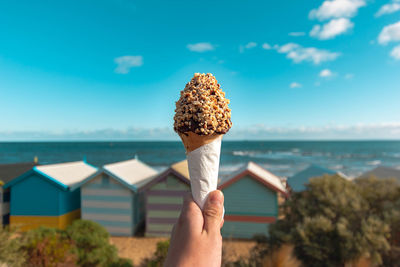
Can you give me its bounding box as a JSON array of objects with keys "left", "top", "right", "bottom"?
[{"left": 1, "top": 139, "right": 400, "bottom": 143}]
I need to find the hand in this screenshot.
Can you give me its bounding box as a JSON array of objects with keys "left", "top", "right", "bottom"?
[{"left": 164, "top": 190, "right": 224, "bottom": 267}]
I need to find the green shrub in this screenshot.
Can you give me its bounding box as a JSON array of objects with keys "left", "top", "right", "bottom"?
[
  {"left": 108, "top": 257, "right": 134, "bottom": 267},
  {"left": 140, "top": 240, "right": 170, "bottom": 267},
  {"left": 0, "top": 226, "right": 26, "bottom": 267},
  {"left": 21, "top": 227, "right": 76, "bottom": 267},
  {"left": 269, "top": 175, "right": 391, "bottom": 267},
  {"left": 355, "top": 177, "right": 400, "bottom": 266},
  {"left": 2, "top": 220, "right": 132, "bottom": 267},
  {"left": 66, "top": 220, "right": 120, "bottom": 267}
]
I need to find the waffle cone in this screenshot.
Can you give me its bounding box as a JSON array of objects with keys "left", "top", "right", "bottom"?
[{"left": 179, "top": 132, "right": 222, "bottom": 153}]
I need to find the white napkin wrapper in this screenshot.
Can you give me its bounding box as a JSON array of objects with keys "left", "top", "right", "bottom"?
[{"left": 187, "top": 136, "right": 224, "bottom": 218}]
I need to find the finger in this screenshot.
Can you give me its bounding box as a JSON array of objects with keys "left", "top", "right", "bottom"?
[
  {"left": 220, "top": 219, "right": 224, "bottom": 229},
  {"left": 180, "top": 193, "right": 194, "bottom": 216},
  {"left": 178, "top": 193, "right": 203, "bottom": 231},
  {"left": 203, "top": 190, "right": 224, "bottom": 235}
]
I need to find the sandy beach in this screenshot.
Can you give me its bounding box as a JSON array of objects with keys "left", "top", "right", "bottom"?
[{"left": 111, "top": 237, "right": 256, "bottom": 266}]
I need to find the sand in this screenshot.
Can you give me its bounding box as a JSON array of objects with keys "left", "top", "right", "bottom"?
[{"left": 110, "top": 237, "right": 256, "bottom": 266}]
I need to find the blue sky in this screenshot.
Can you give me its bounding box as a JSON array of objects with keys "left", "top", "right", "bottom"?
[{"left": 1, "top": 0, "right": 400, "bottom": 140}]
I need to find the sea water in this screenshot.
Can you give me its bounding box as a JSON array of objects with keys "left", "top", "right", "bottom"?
[{"left": 1, "top": 141, "right": 400, "bottom": 178}]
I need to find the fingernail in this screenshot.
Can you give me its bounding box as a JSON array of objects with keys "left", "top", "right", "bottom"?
[{"left": 209, "top": 191, "right": 223, "bottom": 206}]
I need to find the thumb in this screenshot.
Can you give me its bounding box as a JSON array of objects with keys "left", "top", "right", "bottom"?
[{"left": 203, "top": 190, "right": 224, "bottom": 235}]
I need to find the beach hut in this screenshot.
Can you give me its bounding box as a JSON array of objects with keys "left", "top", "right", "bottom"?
[
  {"left": 218, "top": 162, "right": 287, "bottom": 239},
  {"left": 0, "top": 162, "right": 36, "bottom": 225},
  {"left": 4, "top": 161, "right": 97, "bottom": 231},
  {"left": 358, "top": 166, "right": 400, "bottom": 183},
  {"left": 79, "top": 158, "right": 157, "bottom": 236},
  {"left": 143, "top": 160, "right": 190, "bottom": 237},
  {"left": 288, "top": 164, "right": 342, "bottom": 192}
]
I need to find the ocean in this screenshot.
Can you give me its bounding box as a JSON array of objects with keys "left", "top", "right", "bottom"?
[{"left": 1, "top": 141, "right": 400, "bottom": 179}]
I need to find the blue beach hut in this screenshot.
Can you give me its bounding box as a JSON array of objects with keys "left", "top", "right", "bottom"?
[
  {"left": 0, "top": 162, "right": 36, "bottom": 225},
  {"left": 218, "top": 162, "right": 287, "bottom": 239},
  {"left": 5, "top": 161, "right": 97, "bottom": 231},
  {"left": 288, "top": 164, "right": 340, "bottom": 192},
  {"left": 79, "top": 158, "right": 157, "bottom": 236}
]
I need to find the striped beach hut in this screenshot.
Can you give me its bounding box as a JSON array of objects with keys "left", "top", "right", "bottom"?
[
  {"left": 4, "top": 161, "right": 97, "bottom": 231},
  {"left": 0, "top": 162, "right": 36, "bottom": 225},
  {"left": 218, "top": 162, "right": 287, "bottom": 239},
  {"left": 288, "top": 164, "right": 342, "bottom": 192},
  {"left": 143, "top": 160, "right": 190, "bottom": 237},
  {"left": 79, "top": 158, "right": 157, "bottom": 236}
]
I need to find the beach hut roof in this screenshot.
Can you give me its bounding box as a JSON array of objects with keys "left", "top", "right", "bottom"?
[
  {"left": 0, "top": 162, "right": 37, "bottom": 186},
  {"left": 35, "top": 161, "right": 98, "bottom": 189},
  {"left": 140, "top": 160, "right": 190, "bottom": 191},
  {"left": 5, "top": 161, "right": 97, "bottom": 191},
  {"left": 103, "top": 158, "right": 158, "bottom": 189},
  {"left": 358, "top": 166, "right": 400, "bottom": 183},
  {"left": 288, "top": 164, "right": 338, "bottom": 192},
  {"left": 171, "top": 160, "right": 190, "bottom": 180},
  {"left": 219, "top": 161, "right": 287, "bottom": 195}
]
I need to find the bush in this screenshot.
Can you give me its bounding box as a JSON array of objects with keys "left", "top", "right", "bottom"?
[
  {"left": 140, "top": 240, "right": 170, "bottom": 267},
  {"left": 2, "top": 220, "right": 132, "bottom": 267},
  {"left": 269, "top": 175, "right": 391, "bottom": 267},
  {"left": 0, "top": 226, "right": 25, "bottom": 267},
  {"left": 66, "top": 220, "right": 121, "bottom": 267},
  {"left": 108, "top": 257, "right": 134, "bottom": 267},
  {"left": 21, "top": 227, "right": 76, "bottom": 267},
  {"left": 355, "top": 177, "right": 400, "bottom": 266}
]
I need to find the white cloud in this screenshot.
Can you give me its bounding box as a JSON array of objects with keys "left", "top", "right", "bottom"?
[
  {"left": 345, "top": 73, "right": 354, "bottom": 79},
  {"left": 240, "top": 42, "right": 258, "bottom": 53},
  {"left": 277, "top": 43, "right": 300, "bottom": 53},
  {"left": 227, "top": 122, "right": 400, "bottom": 140},
  {"left": 290, "top": 82, "right": 302, "bottom": 88},
  {"left": 276, "top": 43, "right": 340, "bottom": 64},
  {"left": 0, "top": 127, "right": 177, "bottom": 141},
  {"left": 114, "top": 55, "right": 143, "bottom": 74},
  {"left": 378, "top": 21, "right": 400, "bottom": 44},
  {"left": 320, "top": 69, "right": 334, "bottom": 77},
  {"left": 187, "top": 42, "right": 215, "bottom": 52},
  {"left": 3, "top": 123, "right": 400, "bottom": 140},
  {"left": 262, "top": 43, "right": 272, "bottom": 50},
  {"left": 245, "top": 42, "right": 257, "bottom": 49},
  {"left": 289, "top": 32, "right": 306, "bottom": 37},
  {"left": 375, "top": 1, "right": 400, "bottom": 17},
  {"left": 391, "top": 45, "right": 400, "bottom": 60},
  {"left": 309, "top": 0, "right": 366, "bottom": 21},
  {"left": 310, "top": 18, "right": 354, "bottom": 40}
]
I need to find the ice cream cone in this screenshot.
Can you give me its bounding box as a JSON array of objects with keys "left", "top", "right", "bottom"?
[
  {"left": 179, "top": 132, "right": 222, "bottom": 153},
  {"left": 173, "top": 73, "right": 230, "bottom": 212},
  {"left": 178, "top": 132, "right": 223, "bottom": 209}
]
